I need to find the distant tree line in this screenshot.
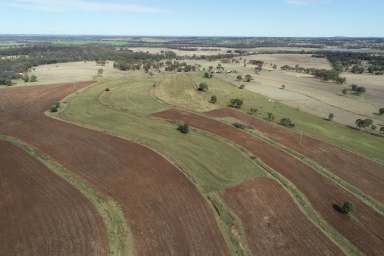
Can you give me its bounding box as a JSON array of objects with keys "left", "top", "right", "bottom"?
[{"left": 0, "top": 45, "right": 177, "bottom": 85}]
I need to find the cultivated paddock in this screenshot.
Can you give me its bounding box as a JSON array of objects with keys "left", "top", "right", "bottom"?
[
  {"left": 0, "top": 82, "right": 229, "bottom": 256},
  {"left": 0, "top": 140, "right": 107, "bottom": 256},
  {"left": 223, "top": 177, "right": 342, "bottom": 255}
]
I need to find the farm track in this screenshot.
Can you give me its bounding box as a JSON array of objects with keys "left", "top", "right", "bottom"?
[
  {"left": 207, "top": 108, "right": 384, "bottom": 204},
  {"left": 0, "top": 82, "right": 229, "bottom": 256},
  {"left": 223, "top": 177, "right": 343, "bottom": 255},
  {"left": 154, "top": 108, "right": 384, "bottom": 255},
  {"left": 0, "top": 140, "right": 108, "bottom": 256}
]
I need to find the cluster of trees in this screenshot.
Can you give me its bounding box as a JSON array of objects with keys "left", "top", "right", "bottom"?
[
  {"left": 236, "top": 74, "right": 253, "bottom": 82},
  {"left": 281, "top": 64, "right": 346, "bottom": 84},
  {"left": 198, "top": 82, "right": 208, "bottom": 92},
  {"left": 164, "top": 61, "right": 197, "bottom": 72},
  {"left": 324, "top": 52, "right": 384, "bottom": 75}
]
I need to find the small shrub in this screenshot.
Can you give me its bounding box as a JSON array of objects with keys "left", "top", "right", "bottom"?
[
  {"left": 178, "top": 123, "right": 189, "bottom": 134},
  {"left": 244, "top": 74, "right": 253, "bottom": 82},
  {"left": 236, "top": 75, "right": 242, "bottom": 81},
  {"left": 379, "top": 108, "right": 384, "bottom": 115},
  {"left": 336, "top": 202, "right": 354, "bottom": 215},
  {"left": 229, "top": 98, "right": 243, "bottom": 109},
  {"left": 327, "top": 113, "right": 334, "bottom": 121},
  {"left": 204, "top": 72, "right": 213, "bottom": 79},
  {"left": 198, "top": 82, "right": 209, "bottom": 92},
  {"left": 30, "top": 75, "right": 37, "bottom": 82},
  {"left": 249, "top": 108, "right": 258, "bottom": 114},
  {"left": 105, "top": 88, "right": 110, "bottom": 92},
  {"left": 209, "top": 95, "right": 217, "bottom": 104},
  {"left": 280, "top": 118, "right": 295, "bottom": 128},
  {"left": 280, "top": 84, "right": 286, "bottom": 89},
  {"left": 233, "top": 122, "right": 246, "bottom": 129},
  {"left": 266, "top": 113, "right": 275, "bottom": 121},
  {"left": 342, "top": 88, "right": 348, "bottom": 95},
  {"left": 50, "top": 102, "right": 60, "bottom": 113},
  {"left": 239, "top": 84, "right": 245, "bottom": 89}
]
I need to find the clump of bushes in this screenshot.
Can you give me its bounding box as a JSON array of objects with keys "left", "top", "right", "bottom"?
[
  {"left": 178, "top": 123, "right": 190, "bottom": 134},
  {"left": 229, "top": 98, "right": 243, "bottom": 109},
  {"left": 355, "top": 118, "right": 373, "bottom": 129},
  {"left": 334, "top": 202, "right": 354, "bottom": 215},
  {"left": 209, "top": 95, "right": 217, "bottom": 104},
  {"left": 233, "top": 122, "right": 246, "bottom": 129},
  {"left": 198, "top": 82, "right": 209, "bottom": 92},
  {"left": 50, "top": 102, "right": 60, "bottom": 113},
  {"left": 279, "top": 118, "right": 295, "bottom": 128},
  {"left": 266, "top": 112, "right": 275, "bottom": 121}
]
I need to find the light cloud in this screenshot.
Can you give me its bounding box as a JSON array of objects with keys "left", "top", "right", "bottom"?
[{"left": 5, "top": 0, "right": 163, "bottom": 13}]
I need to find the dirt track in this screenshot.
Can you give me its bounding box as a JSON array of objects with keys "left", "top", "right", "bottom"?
[
  {"left": 154, "top": 108, "right": 384, "bottom": 255},
  {"left": 223, "top": 177, "right": 342, "bottom": 255},
  {"left": 207, "top": 108, "right": 384, "bottom": 203},
  {"left": 0, "top": 83, "right": 229, "bottom": 256},
  {"left": 0, "top": 140, "right": 107, "bottom": 256}
]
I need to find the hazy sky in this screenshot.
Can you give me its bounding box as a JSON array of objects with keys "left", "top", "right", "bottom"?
[{"left": 0, "top": 0, "right": 383, "bottom": 37}]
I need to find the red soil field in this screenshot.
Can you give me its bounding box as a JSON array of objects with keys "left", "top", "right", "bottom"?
[
  {"left": 224, "top": 177, "right": 342, "bottom": 255},
  {"left": 207, "top": 108, "right": 384, "bottom": 203},
  {"left": 0, "top": 83, "right": 229, "bottom": 256},
  {"left": 154, "top": 109, "right": 384, "bottom": 255},
  {"left": 0, "top": 140, "right": 107, "bottom": 256}
]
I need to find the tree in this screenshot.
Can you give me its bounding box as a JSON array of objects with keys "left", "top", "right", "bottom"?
[
  {"left": 355, "top": 86, "right": 366, "bottom": 94},
  {"left": 280, "top": 118, "right": 295, "bottom": 128},
  {"left": 98, "top": 68, "right": 104, "bottom": 76},
  {"left": 380, "top": 127, "right": 384, "bottom": 134},
  {"left": 198, "top": 82, "right": 209, "bottom": 92},
  {"left": 249, "top": 108, "right": 258, "bottom": 114},
  {"left": 351, "top": 65, "right": 364, "bottom": 74},
  {"left": 342, "top": 88, "right": 348, "bottom": 95},
  {"left": 23, "top": 73, "right": 29, "bottom": 82},
  {"left": 204, "top": 72, "right": 212, "bottom": 79},
  {"left": 30, "top": 75, "right": 37, "bottom": 82},
  {"left": 178, "top": 123, "right": 189, "bottom": 134},
  {"left": 229, "top": 98, "right": 243, "bottom": 109},
  {"left": 209, "top": 95, "right": 217, "bottom": 104},
  {"left": 236, "top": 75, "right": 242, "bottom": 81},
  {"left": 244, "top": 74, "right": 253, "bottom": 82},
  {"left": 239, "top": 84, "right": 245, "bottom": 89},
  {"left": 340, "top": 202, "right": 353, "bottom": 215},
  {"left": 355, "top": 119, "right": 364, "bottom": 129},
  {"left": 50, "top": 102, "right": 60, "bottom": 113},
  {"left": 336, "top": 77, "right": 346, "bottom": 84},
  {"left": 267, "top": 113, "right": 275, "bottom": 121},
  {"left": 328, "top": 113, "right": 334, "bottom": 121},
  {"left": 379, "top": 108, "right": 384, "bottom": 115},
  {"left": 280, "top": 84, "right": 286, "bottom": 90}
]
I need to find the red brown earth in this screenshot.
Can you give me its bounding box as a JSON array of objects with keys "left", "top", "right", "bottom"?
[
  {"left": 0, "top": 83, "right": 229, "bottom": 256},
  {"left": 223, "top": 177, "right": 343, "bottom": 255},
  {"left": 154, "top": 108, "right": 384, "bottom": 255},
  {"left": 207, "top": 108, "right": 384, "bottom": 203},
  {"left": 0, "top": 140, "right": 107, "bottom": 256}
]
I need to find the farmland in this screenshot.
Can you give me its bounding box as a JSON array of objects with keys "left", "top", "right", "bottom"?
[{"left": 1, "top": 35, "right": 384, "bottom": 256}]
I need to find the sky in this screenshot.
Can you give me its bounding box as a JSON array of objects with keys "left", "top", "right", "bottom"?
[{"left": 0, "top": 0, "right": 383, "bottom": 37}]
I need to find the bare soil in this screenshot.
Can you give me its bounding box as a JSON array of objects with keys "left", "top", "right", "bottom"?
[
  {"left": 0, "top": 140, "right": 108, "bottom": 256},
  {"left": 224, "top": 177, "right": 342, "bottom": 255}
]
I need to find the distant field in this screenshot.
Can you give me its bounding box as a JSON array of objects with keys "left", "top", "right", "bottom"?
[{"left": 243, "top": 54, "right": 332, "bottom": 70}]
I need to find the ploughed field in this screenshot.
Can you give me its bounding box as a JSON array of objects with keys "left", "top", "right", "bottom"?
[
  {"left": 0, "top": 82, "right": 229, "bottom": 256},
  {"left": 0, "top": 140, "right": 107, "bottom": 256},
  {"left": 207, "top": 108, "right": 384, "bottom": 204},
  {"left": 154, "top": 108, "right": 384, "bottom": 255},
  {"left": 223, "top": 177, "right": 342, "bottom": 256}
]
